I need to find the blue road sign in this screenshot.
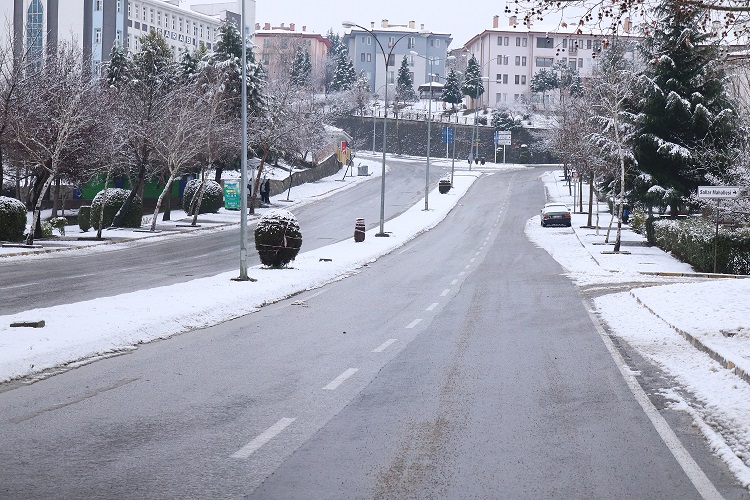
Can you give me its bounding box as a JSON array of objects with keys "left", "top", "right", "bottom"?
[{"left": 442, "top": 127, "right": 454, "bottom": 144}]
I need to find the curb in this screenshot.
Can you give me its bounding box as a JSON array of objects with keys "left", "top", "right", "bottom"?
[{"left": 629, "top": 290, "right": 750, "bottom": 387}]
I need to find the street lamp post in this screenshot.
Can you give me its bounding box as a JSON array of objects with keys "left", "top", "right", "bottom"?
[
  {"left": 237, "top": 0, "right": 250, "bottom": 280},
  {"left": 343, "top": 21, "right": 415, "bottom": 236},
  {"left": 411, "top": 51, "right": 453, "bottom": 211},
  {"left": 372, "top": 101, "right": 378, "bottom": 153},
  {"left": 468, "top": 74, "right": 490, "bottom": 167}
]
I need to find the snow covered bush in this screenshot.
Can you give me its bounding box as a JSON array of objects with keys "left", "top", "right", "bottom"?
[
  {"left": 254, "top": 209, "right": 302, "bottom": 268},
  {"left": 182, "top": 179, "right": 223, "bottom": 215},
  {"left": 652, "top": 217, "right": 750, "bottom": 274},
  {"left": 50, "top": 217, "right": 67, "bottom": 236},
  {"left": 90, "top": 188, "right": 143, "bottom": 229},
  {"left": 0, "top": 196, "right": 27, "bottom": 241},
  {"left": 78, "top": 205, "right": 91, "bottom": 232}
]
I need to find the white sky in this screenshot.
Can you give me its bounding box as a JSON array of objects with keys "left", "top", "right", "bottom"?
[{"left": 2, "top": 156, "right": 749, "bottom": 488}]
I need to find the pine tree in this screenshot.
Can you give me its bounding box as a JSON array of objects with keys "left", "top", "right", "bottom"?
[
  {"left": 461, "top": 55, "right": 484, "bottom": 102},
  {"left": 330, "top": 51, "right": 354, "bottom": 92},
  {"left": 290, "top": 46, "right": 310, "bottom": 86},
  {"left": 530, "top": 68, "right": 559, "bottom": 105},
  {"left": 395, "top": 55, "right": 416, "bottom": 104},
  {"left": 440, "top": 68, "right": 463, "bottom": 116},
  {"left": 632, "top": 0, "right": 738, "bottom": 212},
  {"left": 104, "top": 44, "right": 129, "bottom": 87}
]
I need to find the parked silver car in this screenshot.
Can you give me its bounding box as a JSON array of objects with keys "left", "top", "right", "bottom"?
[{"left": 540, "top": 203, "right": 572, "bottom": 227}]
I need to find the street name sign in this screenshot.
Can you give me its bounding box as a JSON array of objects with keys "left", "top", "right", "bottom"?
[
  {"left": 697, "top": 186, "right": 740, "bottom": 199},
  {"left": 494, "top": 131, "right": 512, "bottom": 146}
]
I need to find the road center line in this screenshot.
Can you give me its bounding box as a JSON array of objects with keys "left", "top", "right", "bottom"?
[
  {"left": 372, "top": 339, "right": 398, "bottom": 353},
  {"left": 470, "top": 258, "right": 476, "bottom": 263},
  {"left": 464, "top": 264, "right": 471, "bottom": 270},
  {"left": 406, "top": 319, "right": 422, "bottom": 329},
  {"left": 451, "top": 279, "right": 458, "bottom": 285},
  {"left": 231, "top": 417, "right": 296, "bottom": 459},
  {"left": 323, "top": 368, "right": 359, "bottom": 390},
  {"left": 475, "top": 252, "right": 481, "bottom": 256},
  {"left": 426, "top": 303, "right": 438, "bottom": 311},
  {"left": 441, "top": 289, "right": 450, "bottom": 297}
]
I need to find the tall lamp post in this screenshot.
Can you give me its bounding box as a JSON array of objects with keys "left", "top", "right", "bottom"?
[
  {"left": 343, "top": 21, "right": 415, "bottom": 236},
  {"left": 411, "top": 51, "right": 453, "bottom": 211},
  {"left": 236, "top": 0, "right": 250, "bottom": 280}
]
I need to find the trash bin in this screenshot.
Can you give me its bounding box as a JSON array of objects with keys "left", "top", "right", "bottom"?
[
  {"left": 357, "top": 165, "right": 369, "bottom": 176},
  {"left": 354, "top": 218, "right": 365, "bottom": 242}
]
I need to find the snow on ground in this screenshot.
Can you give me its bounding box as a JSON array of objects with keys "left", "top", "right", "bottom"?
[{"left": 527, "top": 169, "right": 750, "bottom": 488}]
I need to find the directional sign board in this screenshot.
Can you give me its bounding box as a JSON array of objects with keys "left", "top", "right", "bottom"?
[
  {"left": 697, "top": 186, "right": 740, "bottom": 199},
  {"left": 441, "top": 127, "right": 453, "bottom": 144},
  {"left": 494, "top": 131, "right": 512, "bottom": 146}
]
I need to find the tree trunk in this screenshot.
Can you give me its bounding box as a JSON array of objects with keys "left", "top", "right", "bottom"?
[
  {"left": 52, "top": 178, "right": 61, "bottom": 218},
  {"left": 25, "top": 174, "right": 55, "bottom": 245},
  {"left": 190, "top": 175, "right": 208, "bottom": 226},
  {"left": 162, "top": 191, "right": 171, "bottom": 221},
  {"left": 586, "top": 173, "right": 594, "bottom": 228},
  {"left": 150, "top": 171, "right": 176, "bottom": 232}
]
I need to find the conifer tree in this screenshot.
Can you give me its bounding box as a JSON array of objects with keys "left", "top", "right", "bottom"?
[
  {"left": 290, "top": 46, "right": 312, "bottom": 86},
  {"left": 395, "top": 55, "right": 416, "bottom": 104},
  {"left": 330, "top": 51, "right": 354, "bottom": 91},
  {"left": 461, "top": 54, "right": 484, "bottom": 102},
  {"left": 440, "top": 68, "right": 463, "bottom": 118},
  {"left": 632, "top": 0, "right": 738, "bottom": 212}
]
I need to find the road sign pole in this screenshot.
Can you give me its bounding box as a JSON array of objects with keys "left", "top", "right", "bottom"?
[{"left": 503, "top": 144, "right": 506, "bottom": 164}]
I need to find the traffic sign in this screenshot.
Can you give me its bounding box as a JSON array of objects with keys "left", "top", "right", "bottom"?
[
  {"left": 441, "top": 127, "right": 453, "bottom": 144},
  {"left": 697, "top": 186, "right": 740, "bottom": 199},
  {"left": 494, "top": 131, "right": 512, "bottom": 146}
]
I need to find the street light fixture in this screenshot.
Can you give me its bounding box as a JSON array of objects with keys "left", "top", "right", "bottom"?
[
  {"left": 342, "top": 21, "right": 415, "bottom": 236},
  {"left": 410, "top": 51, "right": 454, "bottom": 211}
]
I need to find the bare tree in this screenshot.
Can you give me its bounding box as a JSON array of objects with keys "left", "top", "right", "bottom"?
[
  {"left": 0, "top": 24, "right": 30, "bottom": 194},
  {"left": 11, "top": 42, "right": 100, "bottom": 245}
]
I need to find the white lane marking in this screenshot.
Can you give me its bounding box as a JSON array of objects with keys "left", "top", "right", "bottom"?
[
  {"left": 304, "top": 289, "right": 327, "bottom": 300},
  {"left": 231, "top": 417, "right": 296, "bottom": 459},
  {"left": 399, "top": 241, "right": 420, "bottom": 255},
  {"left": 475, "top": 252, "right": 481, "bottom": 256},
  {"left": 441, "top": 289, "right": 450, "bottom": 297},
  {"left": 451, "top": 279, "right": 458, "bottom": 285},
  {"left": 464, "top": 265, "right": 471, "bottom": 270},
  {"left": 372, "top": 339, "right": 398, "bottom": 353},
  {"left": 2, "top": 282, "right": 40, "bottom": 290},
  {"left": 586, "top": 308, "right": 724, "bottom": 500},
  {"left": 406, "top": 319, "right": 422, "bottom": 329},
  {"left": 426, "top": 303, "right": 438, "bottom": 311},
  {"left": 470, "top": 258, "right": 476, "bottom": 263},
  {"left": 323, "top": 368, "right": 359, "bottom": 390},
  {"left": 459, "top": 271, "right": 465, "bottom": 276}
]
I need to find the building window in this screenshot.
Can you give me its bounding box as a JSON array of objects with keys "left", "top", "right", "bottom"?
[
  {"left": 150, "top": 9, "right": 154, "bottom": 24},
  {"left": 497, "top": 36, "right": 502, "bottom": 45},
  {"left": 134, "top": 4, "right": 139, "bottom": 18},
  {"left": 26, "top": 0, "right": 43, "bottom": 66},
  {"left": 496, "top": 73, "right": 502, "bottom": 82},
  {"left": 179, "top": 19, "right": 183, "bottom": 33},
  {"left": 361, "top": 52, "right": 366, "bottom": 62},
  {"left": 172, "top": 17, "right": 175, "bottom": 30},
  {"left": 503, "top": 55, "right": 508, "bottom": 65},
  {"left": 516, "top": 37, "right": 521, "bottom": 46},
  {"left": 579, "top": 58, "right": 584, "bottom": 67},
  {"left": 522, "top": 38, "right": 527, "bottom": 47},
  {"left": 387, "top": 54, "right": 395, "bottom": 66},
  {"left": 367, "top": 53, "right": 371, "bottom": 62},
  {"left": 116, "top": 30, "right": 122, "bottom": 46},
  {"left": 522, "top": 56, "right": 527, "bottom": 66},
  {"left": 587, "top": 39, "right": 592, "bottom": 49},
  {"left": 503, "top": 74, "right": 508, "bottom": 84},
  {"left": 515, "top": 55, "right": 520, "bottom": 66},
  {"left": 521, "top": 75, "right": 526, "bottom": 85},
  {"left": 536, "top": 37, "right": 554, "bottom": 49},
  {"left": 194, "top": 26, "right": 198, "bottom": 37},
  {"left": 515, "top": 75, "right": 519, "bottom": 84},
  {"left": 562, "top": 39, "right": 568, "bottom": 49},
  {"left": 497, "top": 55, "right": 502, "bottom": 64},
  {"left": 536, "top": 57, "right": 554, "bottom": 67},
  {"left": 95, "top": 28, "right": 102, "bottom": 44},
  {"left": 503, "top": 36, "right": 508, "bottom": 45},
  {"left": 95, "top": 0, "right": 102, "bottom": 11},
  {"left": 388, "top": 70, "right": 395, "bottom": 84},
  {"left": 363, "top": 35, "right": 371, "bottom": 45},
  {"left": 408, "top": 37, "right": 415, "bottom": 49}
]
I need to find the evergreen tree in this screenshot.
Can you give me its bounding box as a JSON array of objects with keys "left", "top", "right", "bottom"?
[
  {"left": 179, "top": 49, "right": 201, "bottom": 80},
  {"left": 440, "top": 68, "right": 463, "bottom": 116},
  {"left": 492, "top": 108, "right": 521, "bottom": 131},
  {"left": 461, "top": 54, "right": 484, "bottom": 101},
  {"left": 530, "top": 68, "right": 559, "bottom": 105},
  {"left": 104, "top": 44, "right": 129, "bottom": 87},
  {"left": 290, "top": 46, "right": 312, "bottom": 86},
  {"left": 330, "top": 51, "right": 354, "bottom": 91},
  {"left": 395, "top": 55, "right": 417, "bottom": 104},
  {"left": 632, "top": 0, "right": 738, "bottom": 211}
]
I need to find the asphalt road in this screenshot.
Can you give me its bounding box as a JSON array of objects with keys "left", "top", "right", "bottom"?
[
  {"left": 0, "top": 157, "right": 440, "bottom": 316},
  {"left": 0, "top": 167, "right": 745, "bottom": 498}
]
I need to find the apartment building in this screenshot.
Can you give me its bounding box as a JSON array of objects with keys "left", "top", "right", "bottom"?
[
  {"left": 463, "top": 15, "right": 638, "bottom": 107},
  {"left": 254, "top": 22, "right": 331, "bottom": 84},
  {"left": 343, "top": 20, "right": 452, "bottom": 95},
  {"left": 0, "top": 0, "right": 255, "bottom": 72}
]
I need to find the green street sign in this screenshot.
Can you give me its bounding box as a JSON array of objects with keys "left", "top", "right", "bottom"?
[{"left": 223, "top": 180, "right": 241, "bottom": 210}]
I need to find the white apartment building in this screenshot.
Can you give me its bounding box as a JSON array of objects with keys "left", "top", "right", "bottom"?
[
  {"left": 463, "top": 15, "right": 638, "bottom": 107},
  {"left": 0, "top": 1, "right": 255, "bottom": 73}
]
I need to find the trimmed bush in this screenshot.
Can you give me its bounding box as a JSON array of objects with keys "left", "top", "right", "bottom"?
[
  {"left": 0, "top": 196, "right": 27, "bottom": 241},
  {"left": 90, "top": 188, "right": 143, "bottom": 229},
  {"left": 254, "top": 209, "right": 302, "bottom": 267},
  {"left": 182, "top": 179, "right": 223, "bottom": 215},
  {"left": 652, "top": 217, "right": 750, "bottom": 275},
  {"left": 78, "top": 205, "right": 91, "bottom": 232}
]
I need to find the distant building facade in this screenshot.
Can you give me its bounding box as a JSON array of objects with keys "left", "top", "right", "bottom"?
[
  {"left": 254, "top": 22, "right": 331, "bottom": 84},
  {"left": 0, "top": 0, "right": 256, "bottom": 72},
  {"left": 343, "top": 20, "right": 453, "bottom": 96},
  {"left": 463, "top": 15, "right": 638, "bottom": 107}
]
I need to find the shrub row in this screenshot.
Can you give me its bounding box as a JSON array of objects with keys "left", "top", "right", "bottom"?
[
  {"left": 651, "top": 217, "right": 750, "bottom": 275},
  {"left": 0, "top": 195, "right": 27, "bottom": 241}
]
